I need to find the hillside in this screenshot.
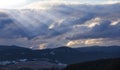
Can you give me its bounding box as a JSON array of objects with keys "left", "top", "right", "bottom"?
[
  {"left": 1, "top": 61, "right": 65, "bottom": 70},
  {"left": 0, "top": 45, "right": 120, "bottom": 65},
  {"left": 63, "top": 58, "right": 120, "bottom": 70}
]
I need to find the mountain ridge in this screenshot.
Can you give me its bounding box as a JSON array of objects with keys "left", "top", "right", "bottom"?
[{"left": 0, "top": 45, "right": 120, "bottom": 65}]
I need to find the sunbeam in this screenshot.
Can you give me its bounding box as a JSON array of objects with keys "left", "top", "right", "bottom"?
[
  {"left": 6, "top": 9, "right": 67, "bottom": 38},
  {"left": 0, "top": 0, "right": 27, "bottom": 9}
]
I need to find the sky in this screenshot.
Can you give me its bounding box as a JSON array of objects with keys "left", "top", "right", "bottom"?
[
  {"left": 0, "top": 0, "right": 120, "bottom": 49},
  {"left": 0, "top": 0, "right": 120, "bottom": 9}
]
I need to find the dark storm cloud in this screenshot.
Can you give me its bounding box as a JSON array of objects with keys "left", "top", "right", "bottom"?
[
  {"left": 68, "top": 20, "right": 120, "bottom": 40},
  {"left": 90, "top": 21, "right": 120, "bottom": 38},
  {"left": 0, "top": 23, "right": 26, "bottom": 39},
  {"left": 0, "top": 12, "right": 14, "bottom": 29},
  {"left": 0, "top": 17, "right": 30, "bottom": 39}
]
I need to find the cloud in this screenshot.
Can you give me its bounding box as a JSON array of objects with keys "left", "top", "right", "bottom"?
[
  {"left": 66, "top": 39, "right": 103, "bottom": 47},
  {"left": 68, "top": 20, "right": 120, "bottom": 40},
  {"left": 66, "top": 40, "right": 84, "bottom": 47},
  {"left": 84, "top": 39, "right": 102, "bottom": 45},
  {"left": 0, "top": 0, "right": 27, "bottom": 9},
  {"left": 66, "top": 38, "right": 120, "bottom": 47},
  {"left": 105, "top": 0, "right": 120, "bottom": 4},
  {"left": 110, "top": 20, "right": 120, "bottom": 25},
  {"left": 24, "top": 0, "right": 81, "bottom": 9},
  {"left": 0, "top": 3, "right": 120, "bottom": 49},
  {"left": 87, "top": 17, "right": 101, "bottom": 28},
  {"left": 90, "top": 20, "right": 120, "bottom": 38},
  {"left": 39, "top": 43, "right": 47, "bottom": 49}
]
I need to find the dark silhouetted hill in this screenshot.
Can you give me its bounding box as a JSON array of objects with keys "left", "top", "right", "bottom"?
[
  {"left": 63, "top": 58, "right": 120, "bottom": 70},
  {"left": 0, "top": 45, "right": 120, "bottom": 64}
]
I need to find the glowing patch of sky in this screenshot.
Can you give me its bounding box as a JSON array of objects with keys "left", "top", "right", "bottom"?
[{"left": 0, "top": 0, "right": 120, "bottom": 9}]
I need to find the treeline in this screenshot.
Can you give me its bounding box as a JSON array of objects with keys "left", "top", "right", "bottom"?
[
  {"left": 18, "top": 67, "right": 59, "bottom": 70},
  {"left": 63, "top": 58, "right": 120, "bottom": 70},
  {"left": 0, "top": 67, "right": 62, "bottom": 70}
]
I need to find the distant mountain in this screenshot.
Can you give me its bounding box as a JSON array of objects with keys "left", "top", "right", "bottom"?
[
  {"left": 0, "top": 45, "right": 120, "bottom": 65},
  {"left": 0, "top": 45, "right": 38, "bottom": 61},
  {"left": 63, "top": 58, "right": 120, "bottom": 70}
]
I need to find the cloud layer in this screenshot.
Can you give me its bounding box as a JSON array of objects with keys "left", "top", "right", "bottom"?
[{"left": 0, "top": 3, "right": 120, "bottom": 49}]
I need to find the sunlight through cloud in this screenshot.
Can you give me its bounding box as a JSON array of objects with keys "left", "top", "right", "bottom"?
[{"left": 0, "top": 0, "right": 27, "bottom": 9}]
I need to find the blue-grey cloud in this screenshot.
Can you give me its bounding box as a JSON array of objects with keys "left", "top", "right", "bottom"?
[
  {"left": 68, "top": 20, "right": 120, "bottom": 40},
  {"left": 0, "top": 3, "right": 120, "bottom": 49}
]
